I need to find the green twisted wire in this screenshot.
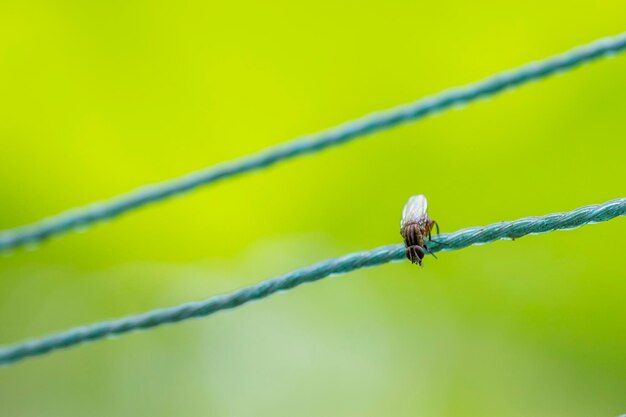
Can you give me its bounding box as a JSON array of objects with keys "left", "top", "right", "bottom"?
[
  {"left": 2, "top": 32, "right": 626, "bottom": 251},
  {"left": 1, "top": 197, "right": 624, "bottom": 367}
]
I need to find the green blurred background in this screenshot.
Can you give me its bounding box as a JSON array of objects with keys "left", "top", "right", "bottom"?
[{"left": 1, "top": 1, "right": 625, "bottom": 416}]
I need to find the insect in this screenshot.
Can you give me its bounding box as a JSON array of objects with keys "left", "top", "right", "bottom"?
[{"left": 400, "top": 194, "right": 439, "bottom": 266}]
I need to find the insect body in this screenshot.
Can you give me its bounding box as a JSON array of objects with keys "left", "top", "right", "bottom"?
[{"left": 400, "top": 195, "right": 439, "bottom": 266}]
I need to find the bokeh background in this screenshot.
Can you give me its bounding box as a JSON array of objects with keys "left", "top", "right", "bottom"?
[{"left": 1, "top": 1, "right": 625, "bottom": 416}]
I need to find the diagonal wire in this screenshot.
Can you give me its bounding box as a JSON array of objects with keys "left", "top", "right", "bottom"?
[
  {"left": 1, "top": 197, "right": 624, "bottom": 367},
  {"left": 2, "top": 33, "right": 626, "bottom": 252}
]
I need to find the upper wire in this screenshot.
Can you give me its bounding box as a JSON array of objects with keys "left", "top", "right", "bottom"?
[{"left": 2, "top": 32, "right": 626, "bottom": 252}]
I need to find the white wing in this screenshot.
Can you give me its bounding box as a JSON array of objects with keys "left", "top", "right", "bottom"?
[{"left": 400, "top": 195, "right": 428, "bottom": 228}]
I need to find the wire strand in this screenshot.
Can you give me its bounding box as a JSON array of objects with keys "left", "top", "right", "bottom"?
[
  {"left": 2, "top": 33, "right": 626, "bottom": 252},
  {"left": 1, "top": 197, "right": 624, "bottom": 367}
]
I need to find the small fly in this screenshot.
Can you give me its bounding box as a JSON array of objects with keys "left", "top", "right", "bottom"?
[{"left": 400, "top": 194, "right": 439, "bottom": 266}]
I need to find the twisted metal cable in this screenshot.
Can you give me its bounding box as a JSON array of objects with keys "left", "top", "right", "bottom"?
[
  {"left": 1, "top": 197, "right": 624, "bottom": 367},
  {"left": 2, "top": 33, "right": 626, "bottom": 252}
]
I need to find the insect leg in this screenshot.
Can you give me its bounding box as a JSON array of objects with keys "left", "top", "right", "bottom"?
[
  {"left": 410, "top": 246, "right": 424, "bottom": 266},
  {"left": 415, "top": 247, "right": 423, "bottom": 266},
  {"left": 423, "top": 244, "right": 438, "bottom": 260}
]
